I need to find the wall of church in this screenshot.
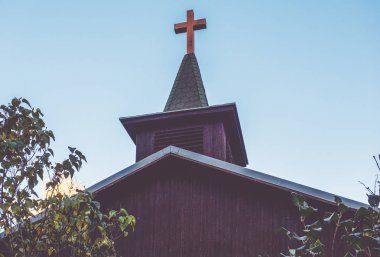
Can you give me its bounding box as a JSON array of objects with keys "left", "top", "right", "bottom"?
[{"left": 95, "top": 157, "right": 342, "bottom": 257}]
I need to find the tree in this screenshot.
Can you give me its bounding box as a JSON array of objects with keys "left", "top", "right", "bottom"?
[
  {"left": 42, "top": 176, "right": 84, "bottom": 199},
  {"left": 267, "top": 156, "right": 380, "bottom": 257},
  {"left": 0, "top": 97, "right": 135, "bottom": 257}
]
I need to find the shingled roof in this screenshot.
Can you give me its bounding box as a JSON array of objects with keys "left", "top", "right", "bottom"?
[{"left": 164, "top": 53, "right": 208, "bottom": 112}]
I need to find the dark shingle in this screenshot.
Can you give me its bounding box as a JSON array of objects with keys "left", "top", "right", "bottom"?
[{"left": 164, "top": 53, "right": 208, "bottom": 112}]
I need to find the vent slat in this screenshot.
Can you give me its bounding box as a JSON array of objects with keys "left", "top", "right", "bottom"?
[
  {"left": 154, "top": 142, "right": 203, "bottom": 149},
  {"left": 154, "top": 139, "right": 203, "bottom": 147},
  {"left": 155, "top": 126, "right": 203, "bottom": 134},
  {"left": 155, "top": 133, "right": 203, "bottom": 141},
  {"left": 155, "top": 134, "right": 203, "bottom": 143},
  {"left": 155, "top": 129, "right": 203, "bottom": 138},
  {"left": 154, "top": 126, "right": 203, "bottom": 154}
]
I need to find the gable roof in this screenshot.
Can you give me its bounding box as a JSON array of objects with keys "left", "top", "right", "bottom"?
[
  {"left": 88, "top": 146, "right": 367, "bottom": 210},
  {"left": 0, "top": 145, "right": 368, "bottom": 239},
  {"left": 164, "top": 53, "right": 208, "bottom": 112}
]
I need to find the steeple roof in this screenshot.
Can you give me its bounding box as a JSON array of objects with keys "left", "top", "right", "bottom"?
[{"left": 164, "top": 53, "right": 208, "bottom": 112}]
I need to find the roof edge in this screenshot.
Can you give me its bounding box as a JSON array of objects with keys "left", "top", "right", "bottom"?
[
  {"left": 88, "top": 146, "right": 367, "bottom": 210},
  {"left": 119, "top": 103, "right": 248, "bottom": 165}
]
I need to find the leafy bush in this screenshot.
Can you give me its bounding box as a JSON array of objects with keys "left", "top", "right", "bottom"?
[
  {"left": 277, "top": 156, "right": 380, "bottom": 257},
  {"left": 0, "top": 98, "right": 135, "bottom": 257}
]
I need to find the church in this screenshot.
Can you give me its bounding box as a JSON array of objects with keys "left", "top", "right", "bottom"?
[{"left": 87, "top": 10, "right": 365, "bottom": 256}]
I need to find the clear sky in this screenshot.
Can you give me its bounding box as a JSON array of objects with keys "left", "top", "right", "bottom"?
[{"left": 0, "top": 0, "right": 379, "bottom": 203}]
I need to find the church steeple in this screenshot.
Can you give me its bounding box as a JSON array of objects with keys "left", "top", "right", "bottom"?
[
  {"left": 164, "top": 53, "right": 208, "bottom": 112},
  {"left": 164, "top": 10, "right": 208, "bottom": 112},
  {"left": 120, "top": 10, "right": 248, "bottom": 167}
]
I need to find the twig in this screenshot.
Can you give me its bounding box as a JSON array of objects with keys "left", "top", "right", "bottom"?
[
  {"left": 358, "top": 181, "right": 375, "bottom": 195},
  {"left": 373, "top": 156, "right": 380, "bottom": 173},
  {"left": 331, "top": 214, "right": 341, "bottom": 257},
  {"left": 374, "top": 174, "right": 378, "bottom": 195}
]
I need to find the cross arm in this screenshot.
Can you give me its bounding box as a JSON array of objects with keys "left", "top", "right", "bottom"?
[
  {"left": 174, "top": 22, "right": 187, "bottom": 34},
  {"left": 193, "top": 19, "right": 207, "bottom": 31}
]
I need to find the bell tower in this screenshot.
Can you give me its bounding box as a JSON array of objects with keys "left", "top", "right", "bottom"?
[{"left": 120, "top": 10, "right": 248, "bottom": 167}]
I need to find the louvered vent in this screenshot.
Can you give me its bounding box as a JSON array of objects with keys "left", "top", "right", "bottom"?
[{"left": 154, "top": 126, "right": 203, "bottom": 153}]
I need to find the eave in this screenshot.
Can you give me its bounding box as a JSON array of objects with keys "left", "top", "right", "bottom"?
[{"left": 88, "top": 145, "right": 367, "bottom": 210}]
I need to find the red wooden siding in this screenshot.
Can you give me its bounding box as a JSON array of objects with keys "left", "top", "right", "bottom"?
[{"left": 96, "top": 157, "right": 341, "bottom": 257}]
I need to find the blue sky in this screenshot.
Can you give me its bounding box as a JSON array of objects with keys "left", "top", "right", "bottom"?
[{"left": 0, "top": 0, "right": 379, "bottom": 203}]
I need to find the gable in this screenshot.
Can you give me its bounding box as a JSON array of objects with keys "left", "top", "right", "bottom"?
[{"left": 94, "top": 156, "right": 343, "bottom": 257}]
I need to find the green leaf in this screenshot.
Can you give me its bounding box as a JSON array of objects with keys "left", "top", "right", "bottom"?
[
  {"left": 292, "top": 235, "right": 307, "bottom": 241},
  {"left": 48, "top": 247, "right": 55, "bottom": 256},
  {"left": 93, "top": 201, "right": 101, "bottom": 210},
  {"left": 21, "top": 98, "right": 32, "bottom": 108},
  {"left": 11, "top": 98, "right": 21, "bottom": 107},
  {"left": 340, "top": 218, "right": 354, "bottom": 227},
  {"left": 120, "top": 208, "right": 128, "bottom": 216},
  {"left": 291, "top": 192, "right": 304, "bottom": 207},
  {"left": 323, "top": 212, "right": 338, "bottom": 224},
  {"left": 355, "top": 207, "right": 370, "bottom": 219},
  {"left": 334, "top": 196, "right": 342, "bottom": 205},
  {"left": 48, "top": 148, "right": 54, "bottom": 156},
  {"left": 109, "top": 210, "right": 117, "bottom": 218}
]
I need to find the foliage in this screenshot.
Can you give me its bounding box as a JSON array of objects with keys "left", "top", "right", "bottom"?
[
  {"left": 281, "top": 193, "right": 380, "bottom": 257},
  {"left": 260, "top": 155, "right": 380, "bottom": 257},
  {"left": 0, "top": 98, "right": 135, "bottom": 257},
  {"left": 281, "top": 193, "right": 324, "bottom": 257},
  {"left": 42, "top": 175, "right": 83, "bottom": 199},
  {"left": 283, "top": 155, "right": 380, "bottom": 257},
  {"left": 359, "top": 155, "right": 380, "bottom": 208}
]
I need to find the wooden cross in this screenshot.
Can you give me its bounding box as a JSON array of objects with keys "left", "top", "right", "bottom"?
[{"left": 174, "top": 10, "right": 207, "bottom": 54}]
